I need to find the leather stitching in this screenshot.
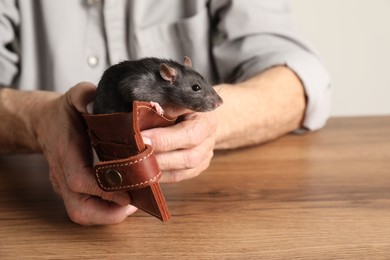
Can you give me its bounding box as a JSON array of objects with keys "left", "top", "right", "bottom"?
[
  {"left": 95, "top": 149, "right": 160, "bottom": 191},
  {"left": 97, "top": 148, "right": 154, "bottom": 168},
  {"left": 95, "top": 172, "right": 162, "bottom": 191}
]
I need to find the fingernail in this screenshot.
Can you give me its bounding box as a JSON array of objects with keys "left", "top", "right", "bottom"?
[
  {"left": 142, "top": 136, "right": 152, "bottom": 146},
  {"left": 126, "top": 205, "right": 138, "bottom": 216},
  {"left": 86, "top": 101, "right": 94, "bottom": 114}
]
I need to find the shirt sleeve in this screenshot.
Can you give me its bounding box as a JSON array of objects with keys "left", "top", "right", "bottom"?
[
  {"left": 210, "top": 0, "right": 332, "bottom": 131},
  {"left": 0, "top": 0, "right": 20, "bottom": 87}
]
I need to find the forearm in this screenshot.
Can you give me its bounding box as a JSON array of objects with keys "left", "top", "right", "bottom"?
[
  {"left": 0, "top": 88, "right": 59, "bottom": 154},
  {"left": 215, "top": 66, "right": 306, "bottom": 149}
]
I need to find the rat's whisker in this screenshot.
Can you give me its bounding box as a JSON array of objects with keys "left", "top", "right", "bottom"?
[{"left": 215, "top": 84, "right": 225, "bottom": 94}]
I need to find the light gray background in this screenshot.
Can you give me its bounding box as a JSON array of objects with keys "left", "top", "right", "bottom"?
[{"left": 291, "top": 0, "right": 390, "bottom": 116}]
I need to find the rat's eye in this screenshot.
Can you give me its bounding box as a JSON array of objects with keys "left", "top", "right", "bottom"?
[{"left": 192, "top": 84, "right": 201, "bottom": 91}]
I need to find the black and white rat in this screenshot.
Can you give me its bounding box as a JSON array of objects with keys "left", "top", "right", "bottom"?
[{"left": 92, "top": 57, "right": 223, "bottom": 115}]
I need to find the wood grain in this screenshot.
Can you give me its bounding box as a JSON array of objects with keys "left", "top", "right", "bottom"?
[{"left": 0, "top": 116, "right": 389, "bottom": 259}]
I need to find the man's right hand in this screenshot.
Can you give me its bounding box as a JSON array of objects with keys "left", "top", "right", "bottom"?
[{"left": 0, "top": 83, "right": 137, "bottom": 225}]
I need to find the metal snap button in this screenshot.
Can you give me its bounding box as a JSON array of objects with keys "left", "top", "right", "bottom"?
[
  {"left": 104, "top": 169, "right": 123, "bottom": 187},
  {"left": 85, "top": 0, "right": 101, "bottom": 6}
]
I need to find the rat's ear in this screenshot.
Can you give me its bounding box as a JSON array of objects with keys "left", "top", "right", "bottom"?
[
  {"left": 159, "top": 63, "right": 176, "bottom": 83},
  {"left": 183, "top": 56, "right": 192, "bottom": 68}
]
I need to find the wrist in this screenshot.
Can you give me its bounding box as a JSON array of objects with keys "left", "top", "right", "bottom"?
[
  {"left": 0, "top": 88, "right": 60, "bottom": 154},
  {"left": 213, "top": 66, "right": 306, "bottom": 150},
  {"left": 27, "top": 91, "right": 62, "bottom": 153}
]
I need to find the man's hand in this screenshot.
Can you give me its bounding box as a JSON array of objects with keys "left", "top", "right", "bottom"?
[
  {"left": 141, "top": 110, "right": 218, "bottom": 183},
  {"left": 31, "top": 83, "right": 137, "bottom": 225}
]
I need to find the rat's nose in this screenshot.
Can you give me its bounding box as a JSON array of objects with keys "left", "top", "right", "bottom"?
[
  {"left": 214, "top": 100, "right": 223, "bottom": 108},
  {"left": 214, "top": 95, "right": 223, "bottom": 108},
  {"left": 206, "top": 94, "right": 223, "bottom": 110}
]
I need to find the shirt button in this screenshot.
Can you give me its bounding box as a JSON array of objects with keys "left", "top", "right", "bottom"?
[
  {"left": 87, "top": 55, "right": 99, "bottom": 67},
  {"left": 85, "top": 0, "right": 101, "bottom": 6}
]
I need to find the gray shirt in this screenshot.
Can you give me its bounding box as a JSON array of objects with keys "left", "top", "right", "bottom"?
[{"left": 0, "top": 0, "right": 331, "bottom": 130}]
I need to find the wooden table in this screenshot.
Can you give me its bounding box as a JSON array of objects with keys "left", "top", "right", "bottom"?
[{"left": 1, "top": 116, "right": 389, "bottom": 259}]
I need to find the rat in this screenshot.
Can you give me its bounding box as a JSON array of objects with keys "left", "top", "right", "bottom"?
[{"left": 92, "top": 56, "right": 223, "bottom": 116}]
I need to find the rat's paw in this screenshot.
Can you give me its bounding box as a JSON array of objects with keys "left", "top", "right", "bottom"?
[{"left": 150, "top": 101, "right": 164, "bottom": 116}]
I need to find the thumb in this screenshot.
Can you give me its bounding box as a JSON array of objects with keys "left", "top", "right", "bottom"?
[{"left": 66, "top": 82, "right": 97, "bottom": 113}]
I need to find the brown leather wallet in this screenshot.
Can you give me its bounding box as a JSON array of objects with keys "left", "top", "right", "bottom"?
[{"left": 82, "top": 101, "right": 177, "bottom": 222}]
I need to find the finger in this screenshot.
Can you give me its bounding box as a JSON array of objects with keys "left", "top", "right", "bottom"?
[
  {"left": 141, "top": 113, "right": 214, "bottom": 153},
  {"left": 64, "top": 191, "right": 138, "bottom": 226},
  {"left": 50, "top": 152, "right": 135, "bottom": 225},
  {"left": 48, "top": 166, "right": 62, "bottom": 196},
  {"left": 61, "top": 133, "right": 131, "bottom": 206},
  {"left": 64, "top": 164, "right": 131, "bottom": 206},
  {"left": 159, "top": 158, "right": 212, "bottom": 183},
  {"left": 56, "top": 132, "right": 131, "bottom": 206},
  {"left": 52, "top": 159, "right": 135, "bottom": 225},
  {"left": 155, "top": 136, "right": 215, "bottom": 171},
  {"left": 49, "top": 145, "right": 130, "bottom": 207},
  {"left": 67, "top": 82, "right": 97, "bottom": 113}
]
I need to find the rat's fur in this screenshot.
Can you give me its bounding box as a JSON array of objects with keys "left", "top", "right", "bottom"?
[{"left": 93, "top": 57, "right": 222, "bottom": 114}]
